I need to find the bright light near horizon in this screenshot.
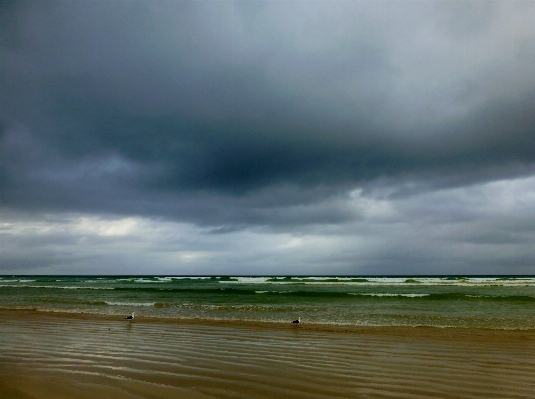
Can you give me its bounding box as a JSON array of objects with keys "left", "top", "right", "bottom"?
[
  {"left": 1, "top": 174, "right": 535, "bottom": 275},
  {"left": 72, "top": 217, "right": 139, "bottom": 236}
]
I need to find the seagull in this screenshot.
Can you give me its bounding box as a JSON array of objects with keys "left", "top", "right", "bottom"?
[
  {"left": 291, "top": 317, "right": 300, "bottom": 324},
  {"left": 125, "top": 312, "right": 135, "bottom": 321}
]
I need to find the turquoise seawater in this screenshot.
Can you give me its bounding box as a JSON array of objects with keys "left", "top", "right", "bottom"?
[{"left": 1, "top": 276, "right": 534, "bottom": 329}]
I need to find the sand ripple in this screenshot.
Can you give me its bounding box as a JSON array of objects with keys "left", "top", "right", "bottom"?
[{"left": 1, "top": 311, "right": 534, "bottom": 398}]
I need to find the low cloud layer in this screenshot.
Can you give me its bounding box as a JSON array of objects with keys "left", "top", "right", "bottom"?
[{"left": 1, "top": 1, "right": 535, "bottom": 274}]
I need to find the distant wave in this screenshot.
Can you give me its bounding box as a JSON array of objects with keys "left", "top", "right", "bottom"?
[
  {"left": 117, "top": 276, "right": 215, "bottom": 283},
  {"left": 3, "top": 275, "right": 535, "bottom": 287},
  {"left": 350, "top": 293, "right": 430, "bottom": 298},
  {"left": 3, "top": 283, "right": 535, "bottom": 302},
  {"left": 0, "top": 284, "right": 114, "bottom": 290},
  {"left": 104, "top": 301, "right": 156, "bottom": 307},
  {"left": 218, "top": 276, "right": 535, "bottom": 286}
]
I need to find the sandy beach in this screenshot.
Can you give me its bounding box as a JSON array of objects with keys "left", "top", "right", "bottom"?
[{"left": 1, "top": 310, "right": 533, "bottom": 399}]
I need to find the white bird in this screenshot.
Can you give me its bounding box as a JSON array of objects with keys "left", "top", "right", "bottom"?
[
  {"left": 125, "top": 312, "right": 135, "bottom": 321},
  {"left": 291, "top": 317, "right": 300, "bottom": 324}
]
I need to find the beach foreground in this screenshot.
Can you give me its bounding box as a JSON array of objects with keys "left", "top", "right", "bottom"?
[{"left": 1, "top": 311, "right": 533, "bottom": 399}]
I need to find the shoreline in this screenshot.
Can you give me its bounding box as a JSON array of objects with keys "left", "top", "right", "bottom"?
[{"left": 1, "top": 308, "right": 534, "bottom": 340}]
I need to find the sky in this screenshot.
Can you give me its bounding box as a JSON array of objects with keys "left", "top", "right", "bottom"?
[{"left": 1, "top": 1, "right": 535, "bottom": 275}]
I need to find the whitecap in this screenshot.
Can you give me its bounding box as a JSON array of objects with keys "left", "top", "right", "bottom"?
[
  {"left": 349, "top": 293, "right": 430, "bottom": 298},
  {"left": 104, "top": 301, "right": 156, "bottom": 307}
]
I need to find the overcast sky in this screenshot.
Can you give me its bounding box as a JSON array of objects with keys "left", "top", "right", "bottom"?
[{"left": 1, "top": 0, "right": 535, "bottom": 275}]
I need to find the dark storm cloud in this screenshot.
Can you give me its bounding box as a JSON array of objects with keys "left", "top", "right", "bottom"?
[{"left": 1, "top": 1, "right": 535, "bottom": 230}]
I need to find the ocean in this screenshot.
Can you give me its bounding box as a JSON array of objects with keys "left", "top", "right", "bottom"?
[{"left": 1, "top": 275, "right": 534, "bottom": 329}]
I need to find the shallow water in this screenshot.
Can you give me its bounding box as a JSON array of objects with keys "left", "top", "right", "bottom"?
[{"left": 1, "top": 275, "right": 534, "bottom": 329}]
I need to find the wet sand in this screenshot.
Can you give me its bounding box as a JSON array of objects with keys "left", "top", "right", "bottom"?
[{"left": 1, "top": 310, "right": 534, "bottom": 398}]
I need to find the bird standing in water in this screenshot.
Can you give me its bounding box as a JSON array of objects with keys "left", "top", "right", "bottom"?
[
  {"left": 291, "top": 317, "right": 300, "bottom": 324},
  {"left": 125, "top": 312, "right": 135, "bottom": 321}
]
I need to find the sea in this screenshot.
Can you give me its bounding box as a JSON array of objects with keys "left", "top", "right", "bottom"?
[{"left": 1, "top": 275, "right": 534, "bottom": 330}]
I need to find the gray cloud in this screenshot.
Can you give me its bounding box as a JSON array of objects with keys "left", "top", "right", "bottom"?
[{"left": 1, "top": 1, "right": 535, "bottom": 274}]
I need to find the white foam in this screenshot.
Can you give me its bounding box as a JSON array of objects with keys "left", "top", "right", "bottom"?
[
  {"left": 0, "top": 284, "right": 114, "bottom": 290},
  {"left": 105, "top": 301, "right": 156, "bottom": 307},
  {"left": 350, "top": 293, "right": 430, "bottom": 297},
  {"left": 116, "top": 276, "right": 213, "bottom": 283},
  {"left": 232, "top": 277, "right": 270, "bottom": 284},
  {"left": 218, "top": 276, "right": 535, "bottom": 287}
]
